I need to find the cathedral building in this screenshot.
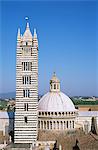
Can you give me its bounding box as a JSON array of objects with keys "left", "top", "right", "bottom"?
[{"left": 14, "top": 22, "right": 98, "bottom": 148}]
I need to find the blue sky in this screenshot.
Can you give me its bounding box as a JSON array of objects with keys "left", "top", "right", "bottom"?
[{"left": 0, "top": 0, "right": 97, "bottom": 96}]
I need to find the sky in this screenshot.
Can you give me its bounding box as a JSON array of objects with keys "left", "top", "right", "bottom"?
[{"left": 0, "top": 0, "right": 97, "bottom": 96}]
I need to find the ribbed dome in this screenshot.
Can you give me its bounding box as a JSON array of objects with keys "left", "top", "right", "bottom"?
[{"left": 38, "top": 92, "right": 75, "bottom": 112}]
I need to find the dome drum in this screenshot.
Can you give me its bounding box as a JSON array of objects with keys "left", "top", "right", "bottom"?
[{"left": 38, "top": 111, "right": 77, "bottom": 118}]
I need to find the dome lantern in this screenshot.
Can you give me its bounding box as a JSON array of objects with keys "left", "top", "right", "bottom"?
[{"left": 50, "top": 72, "right": 60, "bottom": 92}]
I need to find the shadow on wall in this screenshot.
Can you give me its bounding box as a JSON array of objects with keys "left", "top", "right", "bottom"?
[
  {"left": 7, "top": 106, "right": 15, "bottom": 142},
  {"left": 91, "top": 117, "right": 97, "bottom": 135},
  {"left": 73, "top": 139, "right": 80, "bottom": 150}
]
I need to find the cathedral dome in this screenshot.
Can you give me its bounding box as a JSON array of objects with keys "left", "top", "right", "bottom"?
[
  {"left": 38, "top": 73, "right": 75, "bottom": 112},
  {"left": 38, "top": 92, "right": 75, "bottom": 112}
]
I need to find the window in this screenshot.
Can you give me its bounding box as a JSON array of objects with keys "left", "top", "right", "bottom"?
[
  {"left": 23, "top": 76, "right": 31, "bottom": 84},
  {"left": 23, "top": 90, "right": 25, "bottom": 97},
  {"left": 26, "top": 62, "right": 28, "bottom": 71},
  {"left": 24, "top": 116, "right": 27, "bottom": 123},
  {"left": 26, "top": 42, "right": 28, "bottom": 46},
  {"left": 27, "top": 103, "right": 28, "bottom": 111},
  {"left": 24, "top": 103, "right": 28, "bottom": 111},
  {"left": 22, "top": 62, "right": 32, "bottom": 71},
  {"left": 23, "top": 76, "right": 24, "bottom": 84},
  {"left": 24, "top": 103, "right": 26, "bottom": 111},
  {"left": 23, "top": 89, "right": 30, "bottom": 97},
  {"left": 54, "top": 84, "right": 56, "bottom": 89}
]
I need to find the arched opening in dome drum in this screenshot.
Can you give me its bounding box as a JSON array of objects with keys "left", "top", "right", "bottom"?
[
  {"left": 51, "top": 112, "right": 53, "bottom": 115},
  {"left": 55, "top": 112, "right": 57, "bottom": 116},
  {"left": 42, "top": 112, "right": 44, "bottom": 115},
  {"left": 59, "top": 112, "right": 61, "bottom": 116},
  {"left": 48, "top": 112, "right": 50, "bottom": 115},
  {"left": 62, "top": 112, "right": 64, "bottom": 115},
  {"left": 39, "top": 112, "right": 41, "bottom": 115},
  {"left": 45, "top": 112, "right": 47, "bottom": 116}
]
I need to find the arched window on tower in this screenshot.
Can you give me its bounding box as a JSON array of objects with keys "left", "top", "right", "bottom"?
[
  {"left": 24, "top": 103, "right": 28, "bottom": 111},
  {"left": 24, "top": 116, "right": 27, "bottom": 123},
  {"left": 24, "top": 103, "right": 26, "bottom": 111}
]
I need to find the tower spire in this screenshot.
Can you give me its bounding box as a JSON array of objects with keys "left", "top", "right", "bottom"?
[
  {"left": 25, "top": 16, "right": 29, "bottom": 28},
  {"left": 17, "top": 28, "right": 21, "bottom": 39},
  {"left": 34, "top": 28, "right": 37, "bottom": 38},
  {"left": 26, "top": 22, "right": 29, "bottom": 28}
]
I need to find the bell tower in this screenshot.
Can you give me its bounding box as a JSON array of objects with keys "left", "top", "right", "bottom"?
[{"left": 14, "top": 22, "right": 38, "bottom": 144}]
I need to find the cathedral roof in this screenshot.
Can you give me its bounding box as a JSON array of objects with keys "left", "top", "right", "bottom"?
[{"left": 22, "top": 22, "right": 33, "bottom": 41}]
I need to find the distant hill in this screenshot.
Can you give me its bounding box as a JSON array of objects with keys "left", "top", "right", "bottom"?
[{"left": 0, "top": 92, "right": 15, "bottom": 99}]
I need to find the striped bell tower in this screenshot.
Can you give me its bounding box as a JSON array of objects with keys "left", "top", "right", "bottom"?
[{"left": 14, "top": 22, "right": 38, "bottom": 144}]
